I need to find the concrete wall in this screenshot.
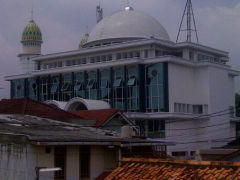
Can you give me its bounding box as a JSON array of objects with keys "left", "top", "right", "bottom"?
[
  {"left": 90, "top": 146, "right": 118, "bottom": 180},
  {"left": 0, "top": 144, "right": 119, "bottom": 180},
  {"left": 0, "top": 144, "right": 29, "bottom": 180},
  {"left": 167, "top": 63, "right": 236, "bottom": 157},
  {"left": 67, "top": 146, "right": 80, "bottom": 180},
  {"left": 19, "top": 55, "right": 36, "bottom": 73}
]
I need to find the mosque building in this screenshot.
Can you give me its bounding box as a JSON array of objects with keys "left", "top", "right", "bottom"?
[{"left": 5, "top": 5, "right": 240, "bottom": 158}]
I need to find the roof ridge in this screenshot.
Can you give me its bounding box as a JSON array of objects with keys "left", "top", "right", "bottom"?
[{"left": 121, "top": 158, "right": 240, "bottom": 167}]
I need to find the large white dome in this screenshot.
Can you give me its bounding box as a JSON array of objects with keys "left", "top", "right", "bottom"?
[{"left": 87, "top": 7, "right": 170, "bottom": 44}]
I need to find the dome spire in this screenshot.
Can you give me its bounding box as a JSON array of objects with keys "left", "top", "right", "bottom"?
[
  {"left": 31, "top": 8, "right": 34, "bottom": 21},
  {"left": 125, "top": 0, "right": 134, "bottom": 11},
  {"left": 20, "top": 15, "right": 43, "bottom": 56}
]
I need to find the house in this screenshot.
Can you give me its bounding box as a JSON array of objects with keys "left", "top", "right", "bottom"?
[
  {"left": 198, "top": 137, "right": 240, "bottom": 162},
  {"left": 105, "top": 158, "right": 240, "bottom": 180},
  {"left": 0, "top": 114, "right": 173, "bottom": 180},
  {"left": 72, "top": 109, "right": 134, "bottom": 132},
  {"left": 0, "top": 98, "right": 134, "bottom": 132}
]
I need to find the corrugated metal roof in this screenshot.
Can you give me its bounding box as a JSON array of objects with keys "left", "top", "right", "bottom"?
[{"left": 0, "top": 114, "right": 173, "bottom": 146}]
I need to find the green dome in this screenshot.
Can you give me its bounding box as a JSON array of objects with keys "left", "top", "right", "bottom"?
[
  {"left": 22, "top": 20, "right": 42, "bottom": 42},
  {"left": 79, "top": 33, "right": 89, "bottom": 48}
]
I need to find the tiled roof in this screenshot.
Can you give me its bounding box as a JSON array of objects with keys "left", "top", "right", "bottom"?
[
  {"left": 72, "top": 109, "right": 120, "bottom": 127},
  {"left": 0, "top": 98, "right": 81, "bottom": 122},
  {"left": 105, "top": 158, "right": 240, "bottom": 180}
]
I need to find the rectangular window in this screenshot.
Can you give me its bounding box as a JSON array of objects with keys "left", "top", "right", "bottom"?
[
  {"left": 123, "top": 52, "right": 128, "bottom": 59},
  {"left": 189, "top": 51, "right": 194, "bottom": 60},
  {"left": 236, "top": 122, "right": 240, "bottom": 137},
  {"left": 148, "top": 120, "right": 154, "bottom": 132},
  {"left": 107, "top": 54, "right": 112, "bottom": 61},
  {"left": 51, "top": 84, "right": 58, "bottom": 93},
  {"left": 80, "top": 146, "right": 90, "bottom": 178},
  {"left": 113, "top": 78, "right": 122, "bottom": 87},
  {"left": 54, "top": 147, "right": 66, "bottom": 180},
  {"left": 101, "top": 55, "right": 106, "bottom": 62},
  {"left": 87, "top": 79, "right": 95, "bottom": 89},
  {"left": 101, "top": 79, "right": 108, "bottom": 88},
  {"left": 128, "top": 52, "right": 133, "bottom": 58},
  {"left": 172, "top": 151, "right": 187, "bottom": 157},
  {"left": 82, "top": 58, "right": 87, "bottom": 64},
  {"left": 96, "top": 56, "right": 101, "bottom": 62},
  {"left": 90, "top": 57, "right": 95, "bottom": 63},
  {"left": 193, "top": 105, "right": 203, "bottom": 114},
  {"left": 74, "top": 82, "right": 82, "bottom": 91},
  {"left": 134, "top": 51, "right": 140, "bottom": 58},
  {"left": 61, "top": 83, "right": 70, "bottom": 92},
  {"left": 144, "top": 49, "right": 149, "bottom": 58},
  {"left": 58, "top": 61, "right": 62, "bottom": 67},
  {"left": 117, "top": 53, "right": 122, "bottom": 60},
  {"left": 66, "top": 60, "right": 71, "bottom": 66},
  {"left": 127, "top": 77, "right": 136, "bottom": 86}
]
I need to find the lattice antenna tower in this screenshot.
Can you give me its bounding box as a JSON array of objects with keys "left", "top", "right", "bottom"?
[
  {"left": 176, "top": 0, "right": 199, "bottom": 43},
  {"left": 96, "top": 3, "right": 103, "bottom": 23}
]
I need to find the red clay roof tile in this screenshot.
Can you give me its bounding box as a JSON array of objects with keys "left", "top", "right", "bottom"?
[
  {"left": 105, "top": 158, "right": 240, "bottom": 180},
  {"left": 0, "top": 98, "right": 82, "bottom": 122},
  {"left": 71, "top": 109, "right": 120, "bottom": 127}
]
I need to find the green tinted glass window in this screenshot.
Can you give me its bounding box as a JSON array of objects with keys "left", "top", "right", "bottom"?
[
  {"left": 113, "top": 78, "right": 122, "bottom": 87},
  {"left": 61, "top": 83, "right": 70, "bottom": 91},
  {"left": 74, "top": 82, "right": 82, "bottom": 91},
  {"left": 127, "top": 77, "right": 136, "bottom": 86},
  {"left": 51, "top": 84, "right": 58, "bottom": 93}
]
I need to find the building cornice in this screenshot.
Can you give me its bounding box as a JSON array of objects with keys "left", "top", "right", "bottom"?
[
  {"left": 5, "top": 56, "right": 239, "bottom": 81},
  {"left": 31, "top": 39, "right": 229, "bottom": 62}
]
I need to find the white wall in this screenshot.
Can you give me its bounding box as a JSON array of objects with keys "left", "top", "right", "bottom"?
[
  {"left": 90, "top": 146, "right": 118, "bottom": 180},
  {"left": 66, "top": 146, "right": 80, "bottom": 180},
  {"left": 167, "top": 63, "right": 236, "bottom": 156}
]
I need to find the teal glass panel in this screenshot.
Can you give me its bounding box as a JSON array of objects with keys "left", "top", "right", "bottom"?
[
  {"left": 87, "top": 80, "right": 95, "bottom": 89},
  {"left": 114, "top": 67, "right": 124, "bottom": 78},
  {"left": 75, "top": 72, "right": 84, "bottom": 81},
  {"left": 74, "top": 82, "right": 82, "bottom": 91},
  {"left": 76, "top": 91, "right": 85, "bottom": 98},
  {"left": 28, "top": 78, "right": 38, "bottom": 100},
  {"left": 12, "top": 79, "right": 25, "bottom": 98},
  {"left": 113, "top": 78, "right": 122, "bottom": 87},
  {"left": 152, "top": 85, "right": 159, "bottom": 97},
  {"left": 127, "top": 77, "right": 136, "bottom": 86},
  {"left": 145, "top": 63, "right": 166, "bottom": 111},
  {"left": 61, "top": 83, "right": 70, "bottom": 91},
  {"left": 152, "top": 98, "right": 159, "bottom": 109},
  {"left": 51, "top": 84, "right": 58, "bottom": 93},
  {"left": 100, "top": 79, "right": 108, "bottom": 88}
]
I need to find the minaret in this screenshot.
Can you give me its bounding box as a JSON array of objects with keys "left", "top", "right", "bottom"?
[{"left": 19, "top": 12, "right": 43, "bottom": 73}]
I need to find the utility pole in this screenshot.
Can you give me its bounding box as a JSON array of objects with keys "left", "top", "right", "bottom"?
[{"left": 176, "top": 0, "right": 199, "bottom": 43}]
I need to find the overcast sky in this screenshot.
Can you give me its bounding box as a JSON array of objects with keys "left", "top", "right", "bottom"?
[{"left": 0, "top": 0, "right": 240, "bottom": 99}]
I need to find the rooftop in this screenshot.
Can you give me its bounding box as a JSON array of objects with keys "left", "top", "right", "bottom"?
[
  {"left": 0, "top": 98, "right": 82, "bottom": 122},
  {"left": 72, "top": 109, "right": 128, "bottom": 127},
  {"left": 87, "top": 7, "right": 170, "bottom": 45},
  {"left": 105, "top": 158, "right": 240, "bottom": 180},
  {"left": 0, "top": 114, "right": 173, "bottom": 146}
]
